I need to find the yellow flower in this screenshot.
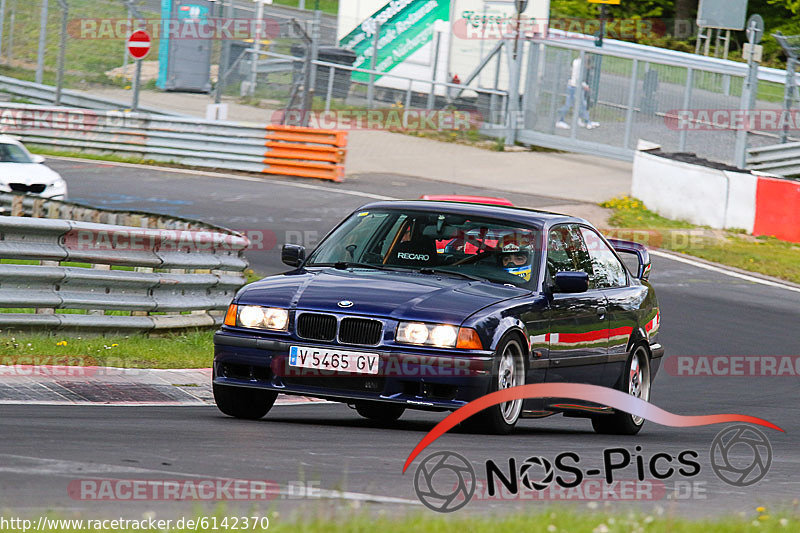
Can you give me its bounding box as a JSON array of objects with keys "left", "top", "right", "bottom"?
[
  {"left": 758, "top": 515, "right": 770, "bottom": 521},
  {"left": 756, "top": 506, "right": 766, "bottom": 513},
  {"left": 111, "top": 343, "right": 119, "bottom": 347},
  {"left": 56, "top": 341, "right": 68, "bottom": 346}
]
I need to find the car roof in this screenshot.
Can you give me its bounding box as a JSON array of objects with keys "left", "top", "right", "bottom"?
[{"left": 356, "top": 200, "right": 588, "bottom": 228}]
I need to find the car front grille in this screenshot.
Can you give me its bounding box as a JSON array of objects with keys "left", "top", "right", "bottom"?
[
  {"left": 9, "top": 183, "right": 47, "bottom": 194},
  {"left": 296, "top": 313, "right": 337, "bottom": 342},
  {"left": 295, "top": 313, "right": 383, "bottom": 346},
  {"left": 339, "top": 317, "right": 382, "bottom": 345}
]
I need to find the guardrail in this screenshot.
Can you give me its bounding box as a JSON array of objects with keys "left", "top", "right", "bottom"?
[
  {"left": 0, "top": 103, "right": 348, "bottom": 182},
  {"left": 0, "top": 196, "right": 250, "bottom": 333},
  {"left": 747, "top": 142, "right": 800, "bottom": 178},
  {"left": 0, "top": 75, "right": 176, "bottom": 115}
]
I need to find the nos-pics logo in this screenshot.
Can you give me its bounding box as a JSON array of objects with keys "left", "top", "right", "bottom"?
[{"left": 413, "top": 425, "right": 773, "bottom": 513}]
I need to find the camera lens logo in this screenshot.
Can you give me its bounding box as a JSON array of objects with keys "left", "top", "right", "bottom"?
[
  {"left": 413, "top": 451, "right": 475, "bottom": 513},
  {"left": 710, "top": 425, "right": 772, "bottom": 487},
  {"left": 519, "top": 456, "right": 554, "bottom": 491}
]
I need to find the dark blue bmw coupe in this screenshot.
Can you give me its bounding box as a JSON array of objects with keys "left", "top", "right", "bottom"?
[{"left": 213, "top": 200, "right": 663, "bottom": 435}]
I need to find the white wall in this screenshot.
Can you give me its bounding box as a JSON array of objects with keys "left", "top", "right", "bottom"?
[{"left": 632, "top": 149, "right": 757, "bottom": 233}]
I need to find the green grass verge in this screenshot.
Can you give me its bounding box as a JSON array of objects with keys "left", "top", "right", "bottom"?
[
  {"left": 0, "top": 330, "right": 214, "bottom": 369},
  {"left": 0, "top": 508, "right": 795, "bottom": 532},
  {"left": 601, "top": 196, "right": 800, "bottom": 284},
  {"left": 2, "top": 0, "right": 160, "bottom": 88}
]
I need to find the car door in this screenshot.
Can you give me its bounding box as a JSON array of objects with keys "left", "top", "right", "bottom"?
[
  {"left": 544, "top": 224, "right": 609, "bottom": 385},
  {"left": 578, "top": 226, "right": 640, "bottom": 388}
]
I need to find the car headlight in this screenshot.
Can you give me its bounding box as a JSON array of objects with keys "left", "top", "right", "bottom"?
[
  {"left": 227, "top": 305, "right": 289, "bottom": 331},
  {"left": 396, "top": 322, "right": 480, "bottom": 349}
]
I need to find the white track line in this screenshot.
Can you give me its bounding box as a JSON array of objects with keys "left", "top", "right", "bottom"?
[
  {"left": 651, "top": 250, "right": 800, "bottom": 294},
  {"left": 47, "top": 155, "right": 397, "bottom": 201},
  {"left": 0, "top": 454, "right": 420, "bottom": 506}
]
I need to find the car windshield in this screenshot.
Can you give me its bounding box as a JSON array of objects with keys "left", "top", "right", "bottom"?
[
  {"left": 306, "top": 208, "right": 542, "bottom": 288},
  {"left": 0, "top": 143, "right": 33, "bottom": 163}
]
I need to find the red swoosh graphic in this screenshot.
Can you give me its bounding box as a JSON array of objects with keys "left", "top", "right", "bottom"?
[{"left": 402, "top": 383, "right": 784, "bottom": 473}]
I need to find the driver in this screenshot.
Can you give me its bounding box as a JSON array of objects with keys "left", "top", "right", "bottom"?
[{"left": 498, "top": 233, "right": 533, "bottom": 282}]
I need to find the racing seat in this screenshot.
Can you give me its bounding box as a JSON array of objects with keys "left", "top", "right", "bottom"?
[{"left": 387, "top": 230, "right": 439, "bottom": 267}]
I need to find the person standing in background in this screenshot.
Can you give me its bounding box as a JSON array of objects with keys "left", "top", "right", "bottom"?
[{"left": 556, "top": 55, "right": 600, "bottom": 130}]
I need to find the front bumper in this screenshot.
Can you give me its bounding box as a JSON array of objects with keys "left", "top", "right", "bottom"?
[{"left": 213, "top": 330, "right": 495, "bottom": 410}]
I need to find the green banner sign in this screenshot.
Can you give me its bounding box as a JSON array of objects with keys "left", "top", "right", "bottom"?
[{"left": 339, "top": 0, "right": 451, "bottom": 82}]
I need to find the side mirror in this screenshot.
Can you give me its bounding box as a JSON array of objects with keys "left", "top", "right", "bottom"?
[
  {"left": 281, "top": 244, "right": 305, "bottom": 267},
  {"left": 554, "top": 271, "right": 589, "bottom": 293},
  {"left": 31, "top": 154, "right": 46, "bottom": 164}
]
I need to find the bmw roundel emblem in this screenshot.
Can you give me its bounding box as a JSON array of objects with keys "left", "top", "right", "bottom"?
[{"left": 337, "top": 300, "right": 354, "bottom": 308}]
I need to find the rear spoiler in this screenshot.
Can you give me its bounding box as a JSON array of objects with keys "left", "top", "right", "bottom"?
[{"left": 607, "top": 239, "right": 651, "bottom": 281}]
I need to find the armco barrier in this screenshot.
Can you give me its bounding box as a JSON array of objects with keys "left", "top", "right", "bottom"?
[
  {"left": 747, "top": 142, "right": 800, "bottom": 179},
  {"left": 0, "top": 103, "right": 347, "bottom": 182},
  {"left": 0, "top": 196, "right": 250, "bottom": 333},
  {"left": 0, "top": 75, "right": 176, "bottom": 116}
]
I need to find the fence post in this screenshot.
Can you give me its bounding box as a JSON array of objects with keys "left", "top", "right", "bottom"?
[
  {"left": 781, "top": 56, "right": 797, "bottom": 144},
  {"left": 35, "top": 0, "right": 49, "bottom": 84},
  {"left": 734, "top": 30, "right": 761, "bottom": 168},
  {"left": 679, "top": 67, "right": 694, "bottom": 152},
  {"left": 623, "top": 58, "right": 638, "bottom": 149},
  {"left": 367, "top": 22, "right": 380, "bottom": 109},
  {"left": 54, "top": 0, "right": 68, "bottom": 105},
  {"left": 325, "top": 65, "right": 335, "bottom": 111}
]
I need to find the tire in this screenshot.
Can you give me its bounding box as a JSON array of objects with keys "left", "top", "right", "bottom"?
[
  {"left": 462, "top": 336, "right": 526, "bottom": 435},
  {"left": 213, "top": 383, "right": 278, "bottom": 420},
  {"left": 592, "top": 344, "right": 651, "bottom": 435},
  {"left": 354, "top": 401, "right": 405, "bottom": 423}
]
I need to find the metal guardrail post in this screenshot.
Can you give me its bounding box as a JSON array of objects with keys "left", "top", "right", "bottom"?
[{"left": 623, "top": 59, "right": 639, "bottom": 149}]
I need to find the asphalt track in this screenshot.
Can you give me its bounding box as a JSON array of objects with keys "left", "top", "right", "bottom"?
[{"left": 1, "top": 159, "right": 798, "bottom": 520}]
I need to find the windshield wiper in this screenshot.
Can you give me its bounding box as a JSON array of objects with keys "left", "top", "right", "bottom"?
[
  {"left": 418, "top": 268, "right": 483, "bottom": 282},
  {"left": 309, "top": 261, "right": 394, "bottom": 271}
]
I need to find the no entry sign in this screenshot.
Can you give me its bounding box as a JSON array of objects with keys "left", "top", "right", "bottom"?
[{"left": 126, "top": 30, "right": 151, "bottom": 60}]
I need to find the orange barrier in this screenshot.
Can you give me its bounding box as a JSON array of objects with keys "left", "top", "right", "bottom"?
[{"left": 263, "top": 125, "right": 347, "bottom": 182}]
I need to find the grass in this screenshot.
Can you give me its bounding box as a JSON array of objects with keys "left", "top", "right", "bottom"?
[
  {"left": 600, "top": 196, "right": 800, "bottom": 284},
  {"left": 0, "top": 507, "right": 797, "bottom": 532},
  {"left": 1, "top": 0, "right": 160, "bottom": 89},
  {"left": 0, "top": 330, "right": 214, "bottom": 369}
]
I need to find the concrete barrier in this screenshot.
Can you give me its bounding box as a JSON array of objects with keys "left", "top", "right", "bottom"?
[{"left": 632, "top": 147, "right": 756, "bottom": 232}]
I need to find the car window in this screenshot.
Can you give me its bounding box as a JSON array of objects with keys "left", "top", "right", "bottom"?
[
  {"left": 0, "top": 143, "right": 33, "bottom": 163},
  {"left": 309, "top": 212, "right": 392, "bottom": 264},
  {"left": 579, "top": 227, "right": 628, "bottom": 288},
  {"left": 547, "top": 224, "right": 593, "bottom": 283},
  {"left": 305, "top": 208, "right": 542, "bottom": 288}
]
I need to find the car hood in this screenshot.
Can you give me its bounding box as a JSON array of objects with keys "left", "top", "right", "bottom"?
[
  {"left": 237, "top": 268, "right": 530, "bottom": 324},
  {"left": 0, "top": 162, "right": 61, "bottom": 185}
]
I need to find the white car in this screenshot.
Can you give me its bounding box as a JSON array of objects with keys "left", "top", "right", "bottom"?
[{"left": 0, "top": 136, "right": 67, "bottom": 200}]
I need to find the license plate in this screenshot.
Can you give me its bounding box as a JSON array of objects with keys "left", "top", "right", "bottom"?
[{"left": 288, "top": 346, "right": 379, "bottom": 375}]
